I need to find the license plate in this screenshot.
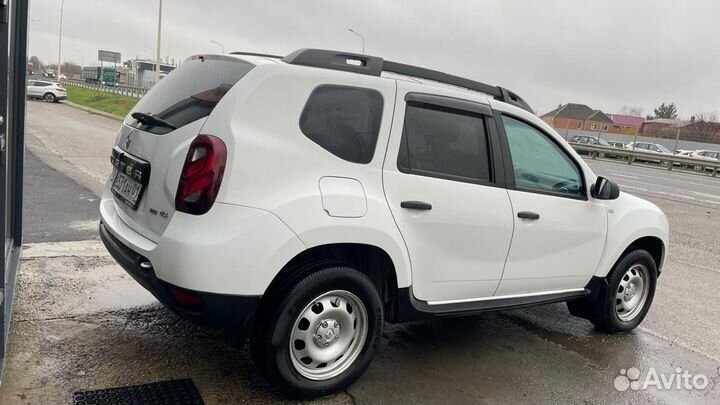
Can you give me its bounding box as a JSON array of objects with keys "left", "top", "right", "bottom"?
[
  {"left": 112, "top": 172, "right": 143, "bottom": 209},
  {"left": 110, "top": 147, "right": 151, "bottom": 210}
]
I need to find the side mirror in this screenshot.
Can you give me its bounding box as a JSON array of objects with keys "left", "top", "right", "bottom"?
[{"left": 591, "top": 176, "right": 620, "bottom": 200}]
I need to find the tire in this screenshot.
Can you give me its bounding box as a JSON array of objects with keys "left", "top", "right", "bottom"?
[
  {"left": 660, "top": 160, "right": 671, "bottom": 168},
  {"left": 568, "top": 249, "right": 657, "bottom": 333},
  {"left": 250, "top": 265, "right": 383, "bottom": 399},
  {"left": 43, "top": 92, "right": 56, "bottom": 103}
]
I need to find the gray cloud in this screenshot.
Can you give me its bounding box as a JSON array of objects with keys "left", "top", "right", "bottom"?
[{"left": 28, "top": 0, "right": 720, "bottom": 117}]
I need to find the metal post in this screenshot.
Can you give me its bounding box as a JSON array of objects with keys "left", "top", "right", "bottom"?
[
  {"left": 155, "top": 0, "right": 162, "bottom": 85},
  {"left": 673, "top": 127, "right": 681, "bottom": 155},
  {"left": 57, "top": 0, "right": 65, "bottom": 77}
]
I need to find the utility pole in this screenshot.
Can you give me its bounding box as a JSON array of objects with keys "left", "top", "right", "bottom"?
[
  {"left": 57, "top": 0, "right": 65, "bottom": 77},
  {"left": 154, "top": 0, "right": 162, "bottom": 85},
  {"left": 673, "top": 127, "right": 681, "bottom": 155}
]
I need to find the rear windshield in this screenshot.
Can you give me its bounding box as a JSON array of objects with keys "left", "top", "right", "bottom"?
[{"left": 126, "top": 55, "right": 254, "bottom": 134}]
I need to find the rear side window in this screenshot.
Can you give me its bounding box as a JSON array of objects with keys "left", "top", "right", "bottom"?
[
  {"left": 128, "top": 55, "right": 254, "bottom": 134},
  {"left": 398, "top": 103, "right": 491, "bottom": 183},
  {"left": 299, "top": 85, "right": 384, "bottom": 164}
]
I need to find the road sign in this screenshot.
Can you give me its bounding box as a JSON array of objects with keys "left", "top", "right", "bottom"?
[{"left": 98, "top": 50, "right": 121, "bottom": 64}]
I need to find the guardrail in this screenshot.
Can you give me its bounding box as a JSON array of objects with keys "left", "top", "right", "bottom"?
[
  {"left": 570, "top": 144, "right": 720, "bottom": 177},
  {"left": 59, "top": 78, "right": 148, "bottom": 99}
]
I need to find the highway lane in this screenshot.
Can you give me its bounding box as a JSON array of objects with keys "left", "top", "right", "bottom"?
[{"left": 586, "top": 158, "right": 720, "bottom": 208}]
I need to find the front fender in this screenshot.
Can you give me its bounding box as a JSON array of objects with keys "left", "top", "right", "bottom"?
[{"left": 593, "top": 192, "right": 669, "bottom": 277}]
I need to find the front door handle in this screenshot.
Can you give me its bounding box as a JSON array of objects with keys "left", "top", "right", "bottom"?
[
  {"left": 517, "top": 211, "right": 540, "bottom": 220},
  {"left": 401, "top": 201, "right": 432, "bottom": 210}
]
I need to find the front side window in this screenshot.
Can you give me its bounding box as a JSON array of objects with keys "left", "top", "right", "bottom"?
[
  {"left": 300, "top": 85, "right": 383, "bottom": 164},
  {"left": 398, "top": 103, "right": 491, "bottom": 183},
  {"left": 502, "top": 115, "right": 583, "bottom": 197}
]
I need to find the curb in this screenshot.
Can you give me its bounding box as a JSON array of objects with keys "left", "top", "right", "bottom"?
[{"left": 61, "top": 100, "right": 124, "bottom": 122}]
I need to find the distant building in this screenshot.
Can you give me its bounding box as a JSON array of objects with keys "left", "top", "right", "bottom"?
[
  {"left": 640, "top": 118, "right": 680, "bottom": 135},
  {"left": 541, "top": 103, "right": 614, "bottom": 132},
  {"left": 123, "top": 59, "right": 177, "bottom": 88},
  {"left": 642, "top": 117, "right": 720, "bottom": 144},
  {"left": 607, "top": 114, "right": 645, "bottom": 135}
]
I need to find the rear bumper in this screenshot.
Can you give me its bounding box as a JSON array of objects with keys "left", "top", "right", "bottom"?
[{"left": 99, "top": 220, "right": 260, "bottom": 330}]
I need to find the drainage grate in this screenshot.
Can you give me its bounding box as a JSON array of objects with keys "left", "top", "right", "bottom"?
[{"left": 72, "top": 378, "right": 205, "bottom": 405}]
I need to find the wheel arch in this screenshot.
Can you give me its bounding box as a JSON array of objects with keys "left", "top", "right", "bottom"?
[
  {"left": 260, "top": 243, "right": 403, "bottom": 322},
  {"left": 619, "top": 236, "right": 665, "bottom": 274}
]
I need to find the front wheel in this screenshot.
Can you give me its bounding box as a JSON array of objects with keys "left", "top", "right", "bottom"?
[
  {"left": 568, "top": 249, "right": 657, "bottom": 332},
  {"left": 251, "top": 266, "right": 383, "bottom": 399}
]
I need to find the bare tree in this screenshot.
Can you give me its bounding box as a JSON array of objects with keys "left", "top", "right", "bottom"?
[
  {"left": 694, "top": 111, "right": 719, "bottom": 123},
  {"left": 618, "top": 105, "right": 644, "bottom": 117}
]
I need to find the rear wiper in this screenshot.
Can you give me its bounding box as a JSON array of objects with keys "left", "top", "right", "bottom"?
[{"left": 131, "top": 112, "right": 177, "bottom": 130}]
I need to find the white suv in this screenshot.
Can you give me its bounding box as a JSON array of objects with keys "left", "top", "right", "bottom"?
[{"left": 99, "top": 49, "right": 669, "bottom": 398}]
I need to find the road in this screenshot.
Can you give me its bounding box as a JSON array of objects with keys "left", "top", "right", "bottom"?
[
  {"left": 587, "top": 159, "right": 720, "bottom": 209},
  {"left": 1, "top": 101, "right": 719, "bottom": 404}
]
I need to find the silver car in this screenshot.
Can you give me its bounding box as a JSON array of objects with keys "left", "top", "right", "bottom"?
[{"left": 26, "top": 80, "right": 67, "bottom": 103}]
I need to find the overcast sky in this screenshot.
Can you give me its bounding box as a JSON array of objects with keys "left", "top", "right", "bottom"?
[{"left": 27, "top": 0, "right": 720, "bottom": 117}]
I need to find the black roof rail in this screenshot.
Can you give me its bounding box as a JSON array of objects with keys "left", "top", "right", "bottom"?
[
  {"left": 281, "top": 48, "right": 533, "bottom": 113},
  {"left": 282, "top": 48, "right": 384, "bottom": 76},
  {"left": 230, "top": 51, "right": 284, "bottom": 59}
]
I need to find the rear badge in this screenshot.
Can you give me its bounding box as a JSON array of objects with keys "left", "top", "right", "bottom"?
[
  {"left": 149, "top": 208, "right": 169, "bottom": 218},
  {"left": 124, "top": 132, "right": 133, "bottom": 149}
]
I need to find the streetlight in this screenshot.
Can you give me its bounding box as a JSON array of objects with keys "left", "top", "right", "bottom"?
[
  {"left": 210, "top": 40, "right": 225, "bottom": 54},
  {"left": 348, "top": 28, "right": 365, "bottom": 54},
  {"left": 154, "top": 0, "right": 163, "bottom": 84},
  {"left": 57, "top": 0, "right": 66, "bottom": 77}
]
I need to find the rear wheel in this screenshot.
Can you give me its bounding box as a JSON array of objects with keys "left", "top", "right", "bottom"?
[
  {"left": 251, "top": 265, "right": 383, "bottom": 399},
  {"left": 43, "top": 92, "right": 56, "bottom": 103},
  {"left": 568, "top": 249, "right": 657, "bottom": 332}
]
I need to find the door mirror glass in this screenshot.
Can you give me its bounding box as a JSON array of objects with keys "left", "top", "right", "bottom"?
[{"left": 592, "top": 176, "right": 620, "bottom": 200}]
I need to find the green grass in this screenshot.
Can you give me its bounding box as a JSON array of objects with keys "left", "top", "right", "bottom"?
[{"left": 64, "top": 84, "right": 138, "bottom": 118}]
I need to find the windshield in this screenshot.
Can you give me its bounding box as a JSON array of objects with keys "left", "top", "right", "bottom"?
[
  {"left": 656, "top": 144, "right": 672, "bottom": 153},
  {"left": 126, "top": 55, "right": 254, "bottom": 134},
  {"left": 598, "top": 138, "right": 611, "bottom": 146}
]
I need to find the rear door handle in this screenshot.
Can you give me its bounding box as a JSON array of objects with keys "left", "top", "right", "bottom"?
[
  {"left": 517, "top": 211, "right": 540, "bottom": 220},
  {"left": 401, "top": 201, "right": 432, "bottom": 210}
]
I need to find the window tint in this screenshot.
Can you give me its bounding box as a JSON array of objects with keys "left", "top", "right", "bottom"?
[
  {"left": 502, "top": 116, "right": 583, "bottom": 197},
  {"left": 299, "top": 85, "right": 383, "bottom": 164},
  {"left": 398, "top": 103, "right": 491, "bottom": 182},
  {"left": 35, "top": 82, "right": 51, "bottom": 87},
  {"left": 127, "top": 55, "right": 255, "bottom": 135}
]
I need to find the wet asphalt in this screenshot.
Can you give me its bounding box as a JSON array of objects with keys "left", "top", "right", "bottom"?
[{"left": 0, "top": 102, "right": 718, "bottom": 404}]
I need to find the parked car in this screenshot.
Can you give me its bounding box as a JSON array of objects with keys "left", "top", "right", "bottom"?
[
  {"left": 624, "top": 142, "right": 673, "bottom": 167},
  {"left": 672, "top": 150, "right": 695, "bottom": 168},
  {"left": 609, "top": 141, "right": 627, "bottom": 148},
  {"left": 99, "top": 49, "right": 669, "bottom": 399},
  {"left": 688, "top": 150, "right": 720, "bottom": 172},
  {"left": 26, "top": 80, "right": 66, "bottom": 103},
  {"left": 568, "top": 135, "right": 621, "bottom": 158}
]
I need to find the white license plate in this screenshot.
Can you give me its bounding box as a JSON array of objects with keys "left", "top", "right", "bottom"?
[{"left": 112, "top": 171, "right": 144, "bottom": 209}]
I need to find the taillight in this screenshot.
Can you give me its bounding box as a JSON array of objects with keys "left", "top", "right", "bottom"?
[{"left": 175, "top": 135, "right": 227, "bottom": 215}]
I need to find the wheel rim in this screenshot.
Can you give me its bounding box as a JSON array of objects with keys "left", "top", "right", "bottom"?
[
  {"left": 44, "top": 94, "right": 54, "bottom": 102},
  {"left": 615, "top": 264, "right": 650, "bottom": 321},
  {"left": 289, "top": 290, "right": 368, "bottom": 381}
]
